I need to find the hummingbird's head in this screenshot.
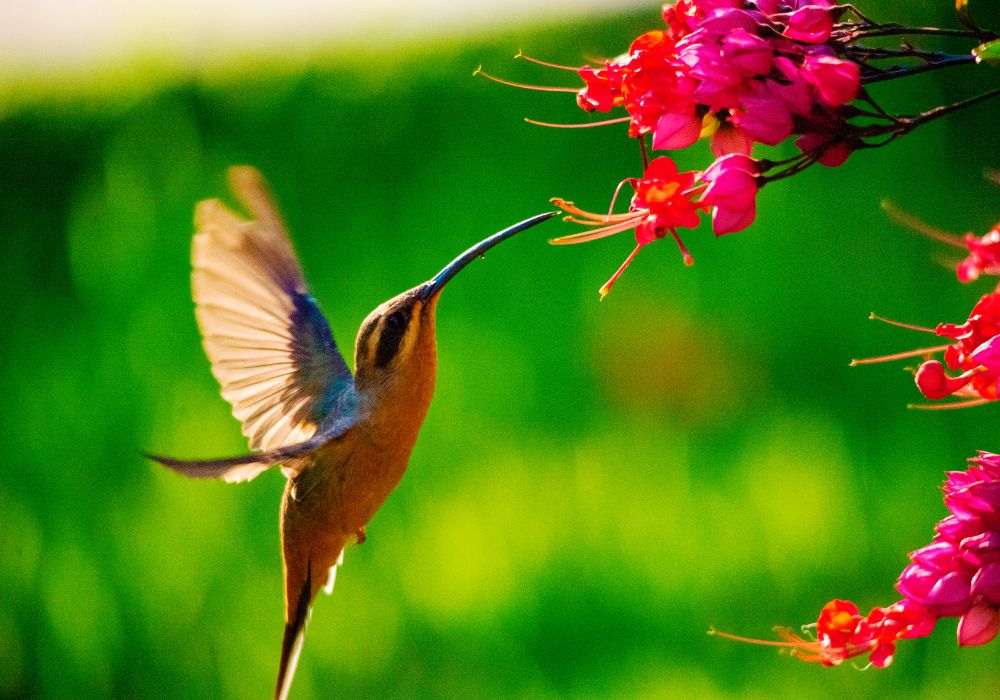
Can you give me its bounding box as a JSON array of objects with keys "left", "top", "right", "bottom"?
[
  {"left": 353, "top": 212, "right": 556, "bottom": 396},
  {"left": 353, "top": 286, "right": 437, "bottom": 393}
]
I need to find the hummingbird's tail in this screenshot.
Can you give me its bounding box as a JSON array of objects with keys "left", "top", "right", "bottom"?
[
  {"left": 274, "top": 551, "right": 344, "bottom": 700},
  {"left": 275, "top": 561, "right": 313, "bottom": 700}
]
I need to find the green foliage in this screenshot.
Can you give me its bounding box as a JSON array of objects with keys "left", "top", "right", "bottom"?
[{"left": 2, "top": 5, "right": 999, "bottom": 698}]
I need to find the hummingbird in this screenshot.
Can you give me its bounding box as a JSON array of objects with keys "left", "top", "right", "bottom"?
[{"left": 146, "top": 166, "right": 554, "bottom": 699}]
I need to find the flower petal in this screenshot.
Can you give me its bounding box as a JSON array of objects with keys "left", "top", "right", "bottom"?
[
  {"left": 958, "top": 603, "right": 1000, "bottom": 646},
  {"left": 653, "top": 110, "right": 703, "bottom": 150}
]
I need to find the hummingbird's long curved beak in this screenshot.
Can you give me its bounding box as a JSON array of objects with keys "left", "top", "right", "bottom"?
[{"left": 418, "top": 211, "right": 557, "bottom": 300}]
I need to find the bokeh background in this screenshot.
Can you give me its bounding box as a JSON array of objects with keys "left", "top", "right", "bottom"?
[{"left": 3, "top": 1, "right": 1000, "bottom": 697}]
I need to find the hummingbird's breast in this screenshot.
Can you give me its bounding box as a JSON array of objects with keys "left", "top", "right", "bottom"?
[
  {"left": 279, "top": 320, "right": 438, "bottom": 611},
  {"left": 310, "top": 349, "right": 438, "bottom": 538},
  {"left": 278, "top": 418, "right": 427, "bottom": 611}
]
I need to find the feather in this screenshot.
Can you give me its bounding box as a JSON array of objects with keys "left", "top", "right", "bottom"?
[
  {"left": 274, "top": 550, "right": 345, "bottom": 700},
  {"left": 275, "top": 560, "right": 311, "bottom": 700},
  {"left": 149, "top": 166, "right": 359, "bottom": 481},
  {"left": 144, "top": 413, "right": 355, "bottom": 483}
]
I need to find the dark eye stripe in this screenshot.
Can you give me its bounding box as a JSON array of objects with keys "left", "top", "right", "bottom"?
[{"left": 375, "top": 309, "right": 410, "bottom": 367}]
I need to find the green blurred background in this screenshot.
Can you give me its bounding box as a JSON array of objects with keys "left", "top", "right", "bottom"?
[{"left": 3, "top": 1, "right": 1000, "bottom": 697}]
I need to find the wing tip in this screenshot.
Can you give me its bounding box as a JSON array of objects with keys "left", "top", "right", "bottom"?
[
  {"left": 195, "top": 165, "right": 264, "bottom": 230},
  {"left": 194, "top": 197, "right": 219, "bottom": 218},
  {"left": 228, "top": 166, "right": 279, "bottom": 224},
  {"left": 141, "top": 450, "right": 270, "bottom": 482},
  {"left": 227, "top": 165, "right": 264, "bottom": 192}
]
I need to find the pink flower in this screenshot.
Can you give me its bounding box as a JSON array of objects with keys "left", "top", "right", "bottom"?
[
  {"left": 710, "top": 122, "right": 754, "bottom": 156},
  {"left": 783, "top": 6, "right": 835, "bottom": 44},
  {"left": 800, "top": 54, "right": 861, "bottom": 107},
  {"left": 756, "top": 0, "right": 835, "bottom": 16},
  {"left": 756, "top": 0, "right": 834, "bottom": 15},
  {"left": 678, "top": 10, "right": 772, "bottom": 108},
  {"left": 653, "top": 109, "right": 703, "bottom": 150},
  {"left": 728, "top": 82, "right": 795, "bottom": 145},
  {"left": 897, "top": 452, "right": 1000, "bottom": 647},
  {"left": 700, "top": 154, "right": 760, "bottom": 235},
  {"left": 959, "top": 602, "right": 1000, "bottom": 646},
  {"left": 769, "top": 57, "right": 814, "bottom": 116},
  {"left": 721, "top": 29, "right": 774, "bottom": 76},
  {"left": 496, "top": 0, "right": 863, "bottom": 161}
]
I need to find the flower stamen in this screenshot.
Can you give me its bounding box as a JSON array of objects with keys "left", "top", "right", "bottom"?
[
  {"left": 849, "top": 344, "right": 952, "bottom": 366},
  {"left": 868, "top": 312, "right": 938, "bottom": 334},
  {"left": 513, "top": 51, "right": 584, "bottom": 72},
  {"left": 669, "top": 228, "right": 695, "bottom": 266},
  {"left": 524, "top": 116, "right": 633, "bottom": 128},
  {"left": 549, "top": 217, "right": 646, "bottom": 245},
  {"left": 472, "top": 67, "right": 579, "bottom": 93},
  {"left": 907, "top": 398, "right": 991, "bottom": 410},
  {"left": 882, "top": 200, "right": 965, "bottom": 248},
  {"left": 599, "top": 244, "right": 644, "bottom": 300}
]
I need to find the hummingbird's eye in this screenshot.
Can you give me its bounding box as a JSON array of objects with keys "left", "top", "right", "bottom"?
[{"left": 385, "top": 311, "right": 405, "bottom": 330}]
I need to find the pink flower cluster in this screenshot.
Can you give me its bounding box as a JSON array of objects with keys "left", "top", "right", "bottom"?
[
  {"left": 484, "top": 1, "right": 986, "bottom": 297},
  {"left": 577, "top": 0, "right": 860, "bottom": 164},
  {"left": 725, "top": 451, "right": 1000, "bottom": 666},
  {"left": 897, "top": 452, "right": 1000, "bottom": 648},
  {"left": 551, "top": 154, "right": 759, "bottom": 296}
]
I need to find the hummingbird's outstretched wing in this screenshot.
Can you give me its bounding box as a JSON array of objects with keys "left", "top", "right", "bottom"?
[{"left": 149, "top": 166, "right": 356, "bottom": 483}]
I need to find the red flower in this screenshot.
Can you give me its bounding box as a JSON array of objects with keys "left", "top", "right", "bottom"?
[
  {"left": 713, "top": 598, "right": 936, "bottom": 668},
  {"left": 958, "top": 225, "right": 1000, "bottom": 282},
  {"left": 577, "top": 63, "right": 626, "bottom": 112},
  {"left": 632, "top": 156, "right": 704, "bottom": 234},
  {"left": 621, "top": 30, "right": 696, "bottom": 138},
  {"left": 851, "top": 293, "right": 1000, "bottom": 408},
  {"left": 882, "top": 204, "right": 1000, "bottom": 283},
  {"left": 918, "top": 292, "right": 1000, "bottom": 403},
  {"left": 550, "top": 156, "right": 708, "bottom": 297},
  {"left": 551, "top": 154, "right": 761, "bottom": 296}
]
